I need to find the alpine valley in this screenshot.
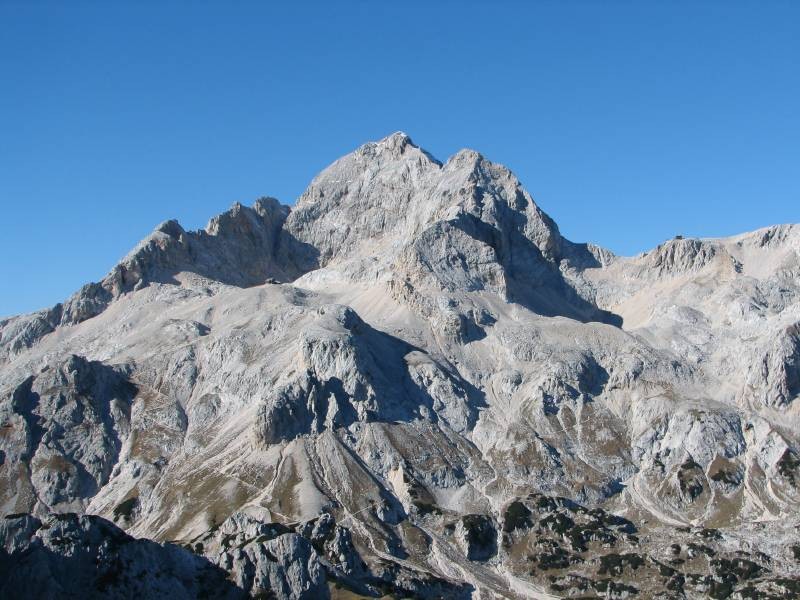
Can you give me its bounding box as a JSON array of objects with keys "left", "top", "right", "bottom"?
[{"left": 2, "top": 133, "right": 799, "bottom": 599}]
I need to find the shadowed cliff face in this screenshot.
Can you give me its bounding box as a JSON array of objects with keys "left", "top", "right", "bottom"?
[
  {"left": 0, "top": 133, "right": 799, "bottom": 598},
  {"left": 253, "top": 304, "right": 487, "bottom": 447},
  {"left": 0, "top": 513, "right": 246, "bottom": 599}
]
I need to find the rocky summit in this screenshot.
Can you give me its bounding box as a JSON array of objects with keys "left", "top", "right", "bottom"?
[{"left": 1, "top": 132, "right": 799, "bottom": 599}]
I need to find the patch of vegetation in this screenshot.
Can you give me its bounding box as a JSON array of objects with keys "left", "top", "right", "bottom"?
[
  {"left": 597, "top": 552, "right": 645, "bottom": 576},
  {"left": 687, "top": 542, "right": 716, "bottom": 557},
  {"left": 593, "top": 578, "right": 639, "bottom": 596},
  {"left": 698, "top": 528, "right": 722, "bottom": 541},
  {"left": 566, "top": 523, "right": 617, "bottom": 552},
  {"left": 792, "top": 544, "right": 800, "bottom": 562},
  {"left": 502, "top": 500, "right": 532, "bottom": 533},
  {"left": 777, "top": 449, "right": 800, "bottom": 486},
  {"left": 677, "top": 459, "right": 705, "bottom": 500},
  {"left": 112, "top": 497, "right": 138, "bottom": 521},
  {"left": 412, "top": 500, "right": 441, "bottom": 516},
  {"left": 460, "top": 514, "right": 496, "bottom": 561},
  {"left": 710, "top": 469, "right": 741, "bottom": 485},
  {"left": 710, "top": 557, "right": 766, "bottom": 582},
  {"left": 538, "top": 512, "right": 575, "bottom": 535},
  {"left": 530, "top": 543, "right": 583, "bottom": 570}
]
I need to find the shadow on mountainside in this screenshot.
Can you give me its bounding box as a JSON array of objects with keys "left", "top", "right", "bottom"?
[
  {"left": 256, "top": 305, "right": 489, "bottom": 446},
  {"left": 0, "top": 513, "right": 245, "bottom": 599},
  {"left": 450, "top": 211, "right": 623, "bottom": 327},
  {"left": 107, "top": 208, "right": 321, "bottom": 295}
]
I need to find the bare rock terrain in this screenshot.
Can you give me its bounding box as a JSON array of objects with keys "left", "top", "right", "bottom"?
[{"left": 1, "top": 133, "right": 799, "bottom": 598}]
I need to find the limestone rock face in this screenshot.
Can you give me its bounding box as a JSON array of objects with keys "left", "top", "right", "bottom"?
[
  {"left": 1, "top": 133, "right": 799, "bottom": 597},
  {"left": 0, "top": 355, "right": 136, "bottom": 515},
  {"left": 104, "top": 197, "right": 296, "bottom": 296},
  {"left": 216, "top": 531, "right": 326, "bottom": 599},
  {"left": 745, "top": 322, "right": 800, "bottom": 408}
]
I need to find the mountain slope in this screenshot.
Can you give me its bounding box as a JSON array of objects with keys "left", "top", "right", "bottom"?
[{"left": 1, "top": 133, "right": 799, "bottom": 598}]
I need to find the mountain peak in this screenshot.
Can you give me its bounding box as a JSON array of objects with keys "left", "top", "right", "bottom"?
[
  {"left": 445, "top": 147, "right": 484, "bottom": 167},
  {"left": 2, "top": 135, "right": 800, "bottom": 599},
  {"left": 378, "top": 130, "right": 413, "bottom": 148}
]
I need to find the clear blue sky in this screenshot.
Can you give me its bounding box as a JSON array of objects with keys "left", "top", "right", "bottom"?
[{"left": 1, "top": 2, "right": 798, "bottom": 317}]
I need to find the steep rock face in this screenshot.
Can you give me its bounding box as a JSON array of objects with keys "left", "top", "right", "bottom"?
[
  {"left": 288, "top": 133, "right": 616, "bottom": 325},
  {"left": 0, "top": 355, "right": 136, "bottom": 516},
  {"left": 745, "top": 322, "right": 800, "bottom": 408},
  {"left": 284, "top": 132, "right": 561, "bottom": 272},
  {"left": 644, "top": 237, "right": 725, "bottom": 275},
  {"left": 0, "top": 305, "right": 65, "bottom": 359},
  {"left": 1, "top": 133, "right": 799, "bottom": 598},
  {"left": 283, "top": 132, "right": 444, "bottom": 269},
  {"left": 253, "top": 304, "right": 480, "bottom": 446},
  {"left": 105, "top": 197, "right": 295, "bottom": 296},
  {"left": 215, "top": 531, "right": 327, "bottom": 599}
]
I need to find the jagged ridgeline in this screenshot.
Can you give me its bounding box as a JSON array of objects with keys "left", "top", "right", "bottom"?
[{"left": 1, "top": 133, "right": 799, "bottom": 598}]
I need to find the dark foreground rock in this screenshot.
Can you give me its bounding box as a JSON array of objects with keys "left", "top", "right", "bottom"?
[
  {"left": 0, "top": 513, "right": 243, "bottom": 599},
  {"left": 0, "top": 511, "right": 474, "bottom": 599}
]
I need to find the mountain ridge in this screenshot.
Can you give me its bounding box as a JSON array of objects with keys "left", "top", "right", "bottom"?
[{"left": 1, "top": 133, "right": 799, "bottom": 598}]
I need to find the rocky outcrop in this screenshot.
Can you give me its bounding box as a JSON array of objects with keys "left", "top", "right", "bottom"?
[
  {"left": 254, "top": 304, "right": 481, "bottom": 446},
  {"left": 104, "top": 197, "right": 297, "bottom": 297},
  {"left": 215, "top": 531, "right": 326, "bottom": 598},
  {"left": 0, "top": 512, "right": 242, "bottom": 599},
  {"left": 0, "top": 355, "right": 136, "bottom": 516},
  {"left": 644, "top": 237, "right": 723, "bottom": 275},
  {"left": 184, "top": 511, "right": 473, "bottom": 599},
  {"left": 745, "top": 322, "right": 800, "bottom": 408}
]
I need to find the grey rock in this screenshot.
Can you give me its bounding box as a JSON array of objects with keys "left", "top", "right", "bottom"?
[
  {"left": 0, "top": 512, "right": 242, "bottom": 599},
  {"left": 0, "top": 355, "right": 136, "bottom": 516},
  {"left": 0, "top": 133, "right": 799, "bottom": 598},
  {"left": 217, "top": 531, "right": 327, "bottom": 599}
]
